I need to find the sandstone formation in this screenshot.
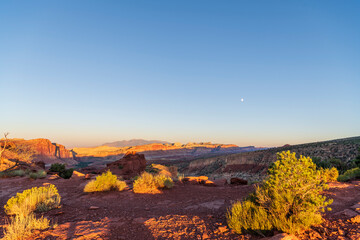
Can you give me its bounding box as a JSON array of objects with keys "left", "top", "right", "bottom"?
[
  {"left": 106, "top": 151, "right": 146, "bottom": 179},
  {"left": 1, "top": 138, "right": 76, "bottom": 165}
]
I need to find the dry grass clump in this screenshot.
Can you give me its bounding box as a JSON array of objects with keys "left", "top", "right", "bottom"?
[
  {"left": 133, "top": 172, "right": 174, "bottom": 194},
  {"left": 29, "top": 170, "right": 47, "bottom": 180},
  {"left": 2, "top": 213, "right": 49, "bottom": 240},
  {"left": 84, "top": 170, "right": 127, "bottom": 192},
  {"left": 3, "top": 185, "right": 60, "bottom": 239},
  {"left": 4, "top": 184, "right": 61, "bottom": 216},
  {"left": 145, "top": 164, "right": 178, "bottom": 179}
]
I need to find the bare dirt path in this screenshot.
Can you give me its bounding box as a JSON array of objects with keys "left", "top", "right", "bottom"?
[{"left": 0, "top": 177, "right": 359, "bottom": 240}]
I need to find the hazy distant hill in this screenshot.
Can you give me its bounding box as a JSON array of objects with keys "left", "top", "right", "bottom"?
[
  {"left": 181, "top": 136, "right": 360, "bottom": 181},
  {"left": 102, "top": 139, "right": 170, "bottom": 148}
]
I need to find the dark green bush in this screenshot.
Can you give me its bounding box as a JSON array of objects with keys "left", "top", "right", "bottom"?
[
  {"left": 59, "top": 169, "right": 74, "bottom": 179},
  {"left": 49, "top": 163, "right": 73, "bottom": 179},
  {"left": 49, "top": 163, "right": 65, "bottom": 173},
  {"left": 338, "top": 167, "right": 360, "bottom": 182}
]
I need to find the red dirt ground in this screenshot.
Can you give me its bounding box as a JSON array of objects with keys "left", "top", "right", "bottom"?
[{"left": 0, "top": 176, "right": 359, "bottom": 240}]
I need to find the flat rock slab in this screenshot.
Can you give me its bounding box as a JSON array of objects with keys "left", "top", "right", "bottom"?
[{"left": 335, "top": 209, "right": 359, "bottom": 218}]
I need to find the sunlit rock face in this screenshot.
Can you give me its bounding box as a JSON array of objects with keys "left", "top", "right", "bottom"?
[{"left": 106, "top": 151, "right": 147, "bottom": 179}]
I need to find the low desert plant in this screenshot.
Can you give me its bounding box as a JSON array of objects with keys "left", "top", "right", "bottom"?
[
  {"left": 29, "top": 170, "right": 47, "bottom": 180},
  {"left": 227, "top": 151, "right": 332, "bottom": 235},
  {"left": 49, "top": 163, "right": 66, "bottom": 173},
  {"left": 0, "top": 169, "right": 26, "bottom": 178},
  {"left": 84, "top": 170, "right": 127, "bottom": 192},
  {"left": 145, "top": 164, "right": 178, "bottom": 178},
  {"left": 2, "top": 213, "right": 49, "bottom": 240},
  {"left": 49, "top": 163, "right": 73, "bottom": 179},
  {"left": 227, "top": 199, "right": 272, "bottom": 235},
  {"left": 338, "top": 167, "right": 360, "bottom": 182},
  {"left": 4, "top": 184, "right": 61, "bottom": 216},
  {"left": 59, "top": 168, "right": 74, "bottom": 179},
  {"left": 133, "top": 172, "right": 174, "bottom": 194},
  {"left": 319, "top": 167, "right": 339, "bottom": 182}
]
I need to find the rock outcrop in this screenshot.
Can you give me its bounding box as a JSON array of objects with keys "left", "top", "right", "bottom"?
[
  {"left": 1, "top": 138, "right": 76, "bottom": 165},
  {"left": 106, "top": 151, "right": 146, "bottom": 179}
]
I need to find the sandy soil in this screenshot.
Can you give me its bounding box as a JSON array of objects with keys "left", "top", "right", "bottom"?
[{"left": 0, "top": 176, "right": 359, "bottom": 240}]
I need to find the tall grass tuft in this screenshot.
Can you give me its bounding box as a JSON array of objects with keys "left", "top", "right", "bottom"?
[
  {"left": 4, "top": 184, "right": 61, "bottom": 216},
  {"left": 2, "top": 213, "right": 49, "bottom": 240},
  {"left": 84, "top": 170, "right": 127, "bottom": 192},
  {"left": 133, "top": 172, "right": 174, "bottom": 194}
]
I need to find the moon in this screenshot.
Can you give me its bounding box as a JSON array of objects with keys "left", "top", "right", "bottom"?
[{"left": 241, "top": 98, "right": 244, "bottom": 102}]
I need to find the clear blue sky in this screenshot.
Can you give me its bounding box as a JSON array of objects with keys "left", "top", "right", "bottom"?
[{"left": 1, "top": 1, "right": 359, "bottom": 148}]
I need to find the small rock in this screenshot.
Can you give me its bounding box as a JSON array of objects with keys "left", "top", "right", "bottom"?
[
  {"left": 335, "top": 209, "right": 359, "bottom": 218},
  {"left": 202, "top": 233, "right": 209, "bottom": 239},
  {"left": 89, "top": 206, "right": 99, "bottom": 210},
  {"left": 48, "top": 174, "right": 60, "bottom": 180},
  {"left": 203, "top": 180, "right": 216, "bottom": 187},
  {"left": 349, "top": 215, "right": 360, "bottom": 224},
  {"left": 42, "top": 182, "right": 51, "bottom": 186},
  {"left": 218, "top": 226, "right": 228, "bottom": 234}
]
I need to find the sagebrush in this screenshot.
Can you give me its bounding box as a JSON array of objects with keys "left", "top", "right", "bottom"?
[
  {"left": 133, "top": 172, "right": 174, "bottom": 194},
  {"left": 227, "top": 151, "right": 332, "bottom": 235},
  {"left": 2, "top": 213, "right": 49, "bottom": 240},
  {"left": 4, "top": 184, "right": 61, "bottom": 216},
  {"left": 84, "top": 170, "right": 127, "bottom": 192}
]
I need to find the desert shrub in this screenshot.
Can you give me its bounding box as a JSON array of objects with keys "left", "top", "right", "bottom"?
[
  {"left": 313, "top": 157, "right": 352, "bottom": 174},
  {"left": 84, "top": 170, "right": 127, "bottom": 192},
  {"left": 49, "top": 163, "right": 66, "bottom": 173},
  {"left": 4, "top": 184, "right": 61, "bottom": 216},
  {"left": 59, "top": 168, "right": 73, "bottom": 179},
  {"left": 227, "top": 151, "right": 332, "bottom": 235},
  {"left": 319, "top": 167, "right": 339, "bottom": 182},
  {"left": 133, "top": 172, "right": 174, "bottom": 194},
  {"left": 0, "top": 169, "right": 26, "bottom": 178},
  {"left": 49, "top": 163, "right": 73, "bottom": 179},
  {"left": 338, "top": 167, "right": 360, "bottom": 182},
  {"left": 29, "top": 170, "right": 47, "bottom": 180},
  {"left": 227, "top": 199, "right": 272, "bottom": 235},
  {"left": 2, "top": 213, "right": 49, "bottom": 240},
  {"left": 145, "top": 164, "right": 178, "bottom": 178}
]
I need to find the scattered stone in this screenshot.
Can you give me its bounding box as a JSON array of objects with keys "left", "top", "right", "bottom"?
[
  {"left": 182, "top": 176, "right": 208, "bottom": 184},
  {"left": 48, "top": 174, "right": 60, "bottom": 180},
  {"left": 230, "top": 177, "right": 248, "bottom": 185},
  {"left": 84, "top": 174, "right": 92, "bottom": 179},
  {"left": 42, "top": 182, "right": 51, "bottom": 186},
  {"left": 203, "top": 180, "right": 216, "bottom": 187},
  {"left": 217, "top": 226, "right": 228, "bottom": 234},
  {"left": 269, "top": 233, "right": 299, "bottom": 240},
  {"left": 89, "top": 206, "right": 99, "bottom": 210},
  {"left": 71, "top": 171, "right": 85, "bottom": 179},
  {"left": 349, "top": 215, "right": 360, "bottom": 224}
]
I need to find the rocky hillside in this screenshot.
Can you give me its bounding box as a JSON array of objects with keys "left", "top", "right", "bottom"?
[{"left": 181, "top": 136, "right": 360, "bottom": 182}]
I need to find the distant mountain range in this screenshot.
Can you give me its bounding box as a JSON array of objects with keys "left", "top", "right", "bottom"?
[{"left": 102, "top": 139, "right": 170, "bottom": 148}]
